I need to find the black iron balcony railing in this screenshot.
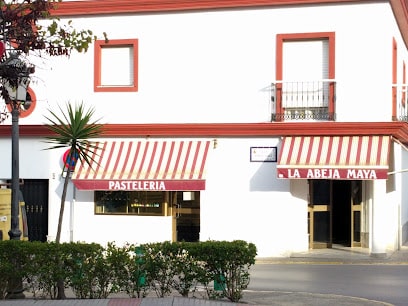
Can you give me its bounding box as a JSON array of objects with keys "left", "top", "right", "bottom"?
[
  {"left": 270, "top": 80, "right": 336, "bottom": 122},
  {"left": 393, "top": 83, "right": 408, "bottom": 121}
]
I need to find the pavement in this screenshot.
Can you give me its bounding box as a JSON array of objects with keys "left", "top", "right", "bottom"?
[{"left": 1, "top": 245, "right": 407, "bottom": 306}]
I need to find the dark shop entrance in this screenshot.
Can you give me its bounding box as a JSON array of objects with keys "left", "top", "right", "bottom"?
[{"left": 308, "top": 180, "right": 362, "bottom": 249}]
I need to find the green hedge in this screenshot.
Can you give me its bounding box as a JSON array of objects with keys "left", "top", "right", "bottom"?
[{"left": 0, "top": 240, "right": 257, "bottom": 302}]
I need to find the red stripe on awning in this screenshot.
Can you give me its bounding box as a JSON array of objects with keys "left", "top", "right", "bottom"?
[
  {"left": 277, "top": 136, "right": 390, "bottom": 180},
  {"left": 72, "top": 140, "right": 211, "bottom": 190}
]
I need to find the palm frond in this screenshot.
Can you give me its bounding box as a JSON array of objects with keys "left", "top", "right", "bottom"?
[{"left": 43, "top": 101, "right": 104, "bottom": 172}]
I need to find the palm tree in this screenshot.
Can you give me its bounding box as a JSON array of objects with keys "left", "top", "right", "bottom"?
[
  {"left": 44, "top": 102, "right": 103, "bottom": 243},
  {"left": 44, "top": 102, "right": 103, "bottom": 299}
]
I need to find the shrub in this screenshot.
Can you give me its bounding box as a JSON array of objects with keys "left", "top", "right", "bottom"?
[
  {"left": 170, "top": 244, "right": 204, "bottom": 297},
  {"left": 0, "top": 240, "right": 32, "bottom": 300},
  {"left": 0, "top": 239, "right": 257, "bottom": 302},
  {"left": 24, "top": 242, "right": 66, "bottom": 299},
  {"left": 64, "top": 242, "right": 113, "bottom": 299},
  {"left": 105, "top": 242, "right": 150, "bottom": 298},
  {"left": 144, "top": 241, "right": 176, "bottom": 298},
  {"left": 190, "top": 240, "right": 257, "bottom": 302}
]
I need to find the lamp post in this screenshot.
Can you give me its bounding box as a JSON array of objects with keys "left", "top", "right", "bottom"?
[
  {"left": 0, "top": 54, "right": 32, "bottom": 300},
  {"left": 1, "top": 54, "right": 31, "bottom": 241}
]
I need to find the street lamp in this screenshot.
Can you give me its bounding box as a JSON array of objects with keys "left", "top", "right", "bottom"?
[
  {"left": 0, "top": 53, "right": 32, "bottom": 300},
  {"left": 0, "top": 53, "right": 32, "bottom": 240}
]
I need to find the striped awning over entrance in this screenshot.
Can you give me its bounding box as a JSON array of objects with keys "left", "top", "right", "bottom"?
[
  {"left": 277, "top": 136, "right": 390, "bottom": 180},
  {"left": 71, "top": 140, "right": 211, "bottom": 190}
]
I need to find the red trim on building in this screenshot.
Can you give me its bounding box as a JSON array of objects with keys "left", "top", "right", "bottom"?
[
  {"left": 275, "top": 32, "right": 336, "bottom": 121},
  {"left": 390, "top": 0, "right": 408, "bottom": 49},
  {"left": 47, "top": 1, "right": 408, "bottom": 57},
  {"left": 2, "top": 122, "right": 408, "bottom": 142},
  {"left": 51, "top": 0, "right": 365, "bottom": 16},
  {"left": 94, "top": 39, "right": 139, "bottom": 92},
  {"left": 403, "top": 61, "right": 406, "bottom": 107},
  {"left": 393, "top": 37, "right": 398, "bottom": 120}
]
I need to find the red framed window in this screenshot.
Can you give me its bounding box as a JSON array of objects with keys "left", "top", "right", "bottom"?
[
  {"left": 392, "top": 37, "right": 397, "bottom": 120},
  {"left": 275, "top": 32, "right": 335, "bottom": 121},
  {"left": 94, "top": 39, "right": 138, "bottom": 92},
  {"left": 402, "top": 61, "right": 406, "bottom": 108}
]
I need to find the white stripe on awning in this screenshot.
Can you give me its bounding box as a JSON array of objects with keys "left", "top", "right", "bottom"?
[{"left": 72, "top": 140, "right": 211, "bottom": 190}]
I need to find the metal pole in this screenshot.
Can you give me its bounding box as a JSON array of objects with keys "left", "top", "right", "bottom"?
[
  {"left": 6, "top": 104, "right": 24, "bottom": 300},
  {"left": 8, "top": 105, "right": 21, "bottom": 240}
]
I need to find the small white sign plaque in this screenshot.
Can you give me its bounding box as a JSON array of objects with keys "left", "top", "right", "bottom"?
[{"left": 250, "top": 147, "right": 277, "bottom": 162}]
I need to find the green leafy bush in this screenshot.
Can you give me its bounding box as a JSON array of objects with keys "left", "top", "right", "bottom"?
[
  {"left": 24, "top": 242, "right": 66, "bottom": 299},
  {"left": 105, "top": 242, "right": 150, "bottom": 298},
  {"left": 143, "top": 241, "right": 206, "bottom": 298},
  {"left": 63, "top": 242, "right": 113, "bottom": 299},
  {"left": 0, "top": 240, "right": 33, "bottom": 300},
  {"left": 169, "top": 244, "right": 204, "bottom": 297},
  {"left": 0, "top": 239, "right": 257, "bottom": 302},
  {"left": 189, "top": 240, "right": 257, "bottom": 302},
  {"left": 144, "top": 241, "right": 176, "bottom": 298}
]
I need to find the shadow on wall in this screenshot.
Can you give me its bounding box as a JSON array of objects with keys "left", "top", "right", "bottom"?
[
  {"left": 250, "top": 162, "right": 288, "bottom": 191},
  {"left": 402, "top": 222, "right": 408, "bottom": 246}
]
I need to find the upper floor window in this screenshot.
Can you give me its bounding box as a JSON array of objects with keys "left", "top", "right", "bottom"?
[
  {"left": 273, "top": 32, "right": 336, "bottom": 122},
  {"left": 94, "top": 39, "right": 138, "bottom": 92},
  {"left": 392, "top": 38, "right": 408, "bottom": 121},
  {"left": 402, "top": 60, "right": 406, "bottom": 110}
]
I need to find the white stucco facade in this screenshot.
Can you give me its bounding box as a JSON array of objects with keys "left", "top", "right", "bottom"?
[
  {"left": 1, "top": 0, "right": 408, "bottom": 257},
  {"left": 1, "top": 1, "right": 401, "bottom": 125}
]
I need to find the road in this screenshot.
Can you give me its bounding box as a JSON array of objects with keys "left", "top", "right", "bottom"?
[{"left": 248, "top": 264, "right": 408, "bottom": 306}]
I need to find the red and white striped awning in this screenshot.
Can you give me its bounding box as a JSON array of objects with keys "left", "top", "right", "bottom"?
[
  {"left": 277, "top": 136, "right": 390, "bottom": 180},
  {"left": 72, "top": 140, "right": 211, "bottom": 190}
]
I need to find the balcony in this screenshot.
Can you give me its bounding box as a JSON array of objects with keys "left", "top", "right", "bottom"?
[
  {"left": 393, "top": 83, "right": 408, "bottom": 122},
  {"left": 270, "top": 80, "right": 336, "bottom": 122}
]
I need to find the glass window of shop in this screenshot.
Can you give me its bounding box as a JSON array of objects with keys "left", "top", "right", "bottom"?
[{"left": 94, "top": 190, "right": 200, "bottom": 216}]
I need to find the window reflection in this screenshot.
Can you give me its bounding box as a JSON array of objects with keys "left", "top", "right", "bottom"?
[
  {"left": 95, "top": 190, "right": 164, "bottom": 215},
  {"left": 311, "top": 180, "right": 330, "bottom": 204}
]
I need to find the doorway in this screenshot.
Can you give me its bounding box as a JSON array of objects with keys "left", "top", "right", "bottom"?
[
  {"left": 308, "top": 180, "right": 362, "bottom": 249},
  {"left": 20, "top": 179, "right": 49, "bottom": 242},
  {"left": 171, "top": 191, "right": 200, "bottom": 242}
]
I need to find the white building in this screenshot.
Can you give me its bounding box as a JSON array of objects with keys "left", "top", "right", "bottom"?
[{"left": 1, "top": 0, "right": 408, "bottom": 257}]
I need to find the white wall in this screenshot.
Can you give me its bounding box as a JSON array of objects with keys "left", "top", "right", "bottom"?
[
  {"left": 0, "top": 138, "right": 52, "bottom": 179},
  {"left": 47, "top": 178, "right": 173, "bottom": 245},
  {"left": 383, "top": 142, "right": 408, "bottom": 250},
  {"left": 42, "top": 136, "right": 308, "bottom": 256},
  {"left": 3, "top": 1, "right": 398, "bottom": 126},
  {"left": 72, "top": 193, "right": 173, "bottom": 246},
  {"left": 397, "top": 144, "right": 408, "bottom": 244},
  {"left": 200, "top": 137, "right": 307, "bottom": 257},
  {"left": 2, "top": 1, "right": 408, "bottom": 257}
]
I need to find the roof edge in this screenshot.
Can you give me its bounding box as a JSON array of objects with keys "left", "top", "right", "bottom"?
[
  {"left": 390, "top": 0, "right": 408, "bottom": 49},
  {"left": 51, "top": 0, "right": 408, "bottom": 52},
  {"left": 2, "top": 122, "right": 408, "bottom": 143},
  {"left": 51, "top": 0, "right": 366, "bottom": 16}
]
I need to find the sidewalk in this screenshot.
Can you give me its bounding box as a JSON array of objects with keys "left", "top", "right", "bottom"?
[
  {"left": 255, "top": 244, "right": 408, "bottom": 265},
  {"left": 1, "top": 246, "right": 406, "bottom": 306}
]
